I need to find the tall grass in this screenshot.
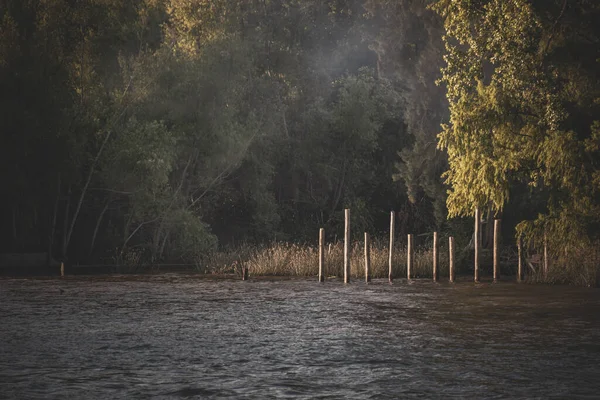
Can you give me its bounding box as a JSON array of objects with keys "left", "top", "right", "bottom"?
[
  {"left": 205, "top": 239, "right": 453, "bottom": 279},
  {"left": 524, "top": 242, "right": 600, "bottom": 286},
  {"left": 202, "top": 243, "right": 255, "bottom": 275},
  {"left": 140, "top": 235, "right": 600, "bottom": 286},
  {"left": 318, "top": 240, "right": 450, "bottom": 279}
]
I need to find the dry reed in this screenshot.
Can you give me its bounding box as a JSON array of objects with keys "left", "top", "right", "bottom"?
[
  {"left": 524, "top": 242, "right": 600, "bottom": 286},
  {"left": 207, "top": 239, "right": 452, "bottom": 279}
]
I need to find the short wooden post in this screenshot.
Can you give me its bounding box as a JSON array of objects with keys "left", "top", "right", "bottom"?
[
  {"left": 242, "top": 264, "right": 248, "bottom": 280},
  {"left": 517, "top": 236, "right": 523, "bottom": 283},
  {"left": 388, "top": 211, "right": 395, "bottom": 283},
  {"left": 474, "top": 208, "right": 480, "bottom": 283},
  {"left": 407, "top": 234, "right": 413, "bottom": 281},
  {"left": 60, "top": 262, "right": 64, "bottom": 278},
  {"left": 319, "top": 228, "right": 325, "bottom": 283},
  {"left": 364, "top": 232, "right": 371, "bottom": 283},
  {"left": 543, "top": 232, "right": 548, "bottom": 280},
  {"left": 344, "top": 208, "right": 350, "bottom": 284},
  {"left": 433, "top": 231, "right": 439, "bottom": 282},
  {"left": 449, "top": 236, "right": 455, "bottom": 283},
  {"left": 493, "top": 219, "right": 500, "bottom": 283}
]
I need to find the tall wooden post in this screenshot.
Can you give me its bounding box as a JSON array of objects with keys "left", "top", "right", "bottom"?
[
  {"left": 433, "top": 231, "right": 439, "bottom": 282},
  {"left": 493, "top": 219, "right": 500, "bottom": 283},
  {"left": 319, "top": 228, "right": 325, "bottom": 283},
  {"left": 344, "top": 208, "right": 350, "bottom": 284},
  {"left": 407, "top": 234, "right": 413, "bottom": 281},
  {"left": 543, "top": 232, "right": 548, "bottom": 280},
  {"left": 517, "top": 236, "right": 523, "bottom": 283},
  {"left": 364, "top": 232, "right": 371, "bottom": 283},
  {"left": 389, "top": 211, "right": 395, "bottom": 283},
  {"left": 596, "top": 248, "right": 600, "bottom": 288},
  {"left": 449, "top": 236, "right": 455, "bottom": 283},
  {"left": 474, "top": 208, "right": 480, "bottom": 283}
]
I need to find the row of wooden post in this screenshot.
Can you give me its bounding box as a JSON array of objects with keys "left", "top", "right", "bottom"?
[
  {"left": 318, "top": 209, "right": 457, "bottom": 283},
  {"left": 317, "top": 208, "right": 547, "bottom": 283}
]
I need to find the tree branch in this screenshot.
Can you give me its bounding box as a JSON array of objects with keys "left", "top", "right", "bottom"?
[
  {"left": 90, "top": 187, "right": 143, "bottom": 195},
  {"left": 541, "top": 0, "right": 568, "bottom": 59}
]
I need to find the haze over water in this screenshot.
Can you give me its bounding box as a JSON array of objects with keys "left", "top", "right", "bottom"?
[{"left": 1, "top": 276, "right": 599, "bottom": 399}]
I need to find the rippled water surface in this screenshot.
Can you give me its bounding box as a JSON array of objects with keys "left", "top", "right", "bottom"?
[{"left": 1, "top": 275, "right": 600, "bottom": 399}]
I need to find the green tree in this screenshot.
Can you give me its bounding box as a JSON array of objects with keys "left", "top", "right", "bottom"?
[{"left": 433, "top": 0, "right": 600, "bottom": 282}]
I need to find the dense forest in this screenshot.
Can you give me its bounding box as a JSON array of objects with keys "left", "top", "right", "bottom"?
[{"left": 1, "top": 1, "right": 598, "bottom": 282}]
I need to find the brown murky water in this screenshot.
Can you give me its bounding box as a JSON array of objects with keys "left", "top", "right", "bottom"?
[{"left": 1, "top": 275, "right": 599, "bottom": 399}]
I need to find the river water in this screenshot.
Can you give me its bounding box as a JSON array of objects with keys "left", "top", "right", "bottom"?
[{"left": 1, "top": 275, "right": 599, "bottom": 399}]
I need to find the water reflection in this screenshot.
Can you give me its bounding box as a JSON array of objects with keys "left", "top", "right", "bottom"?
[{"left": 1, "top": 276, "right": 599, "bottom": 399}]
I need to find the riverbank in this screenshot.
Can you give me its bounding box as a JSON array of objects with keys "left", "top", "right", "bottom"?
[{"left": 2, "top": 240, "right": 597, "bottom": 286}]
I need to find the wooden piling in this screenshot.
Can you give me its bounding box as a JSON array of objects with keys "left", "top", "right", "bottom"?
[
  {"left": 407, "top": 234, "right": 413, "bottom": 281},
  {"left": 60, "top": 262, "right": 64, "bottom": 278},
  {"left": 596, "top": 250, "right": 600, "bottom": 288},
  {"left": 389, "top": 211, "right": 395, "bottom": 283},
  {"left": 364, "top": 232, "right": 371, "bottom": 283},
  {"left": 319, "top": 228, "right": 325, "bottom": 283},
  {"left": 543, "top": 232, "right": 548, "bottom": 280},
  {"left": 493, "top": 219, "right": 500, "bottom": 283},
  {"left": 242, "top": 265, "right": 248, "bottom": 281},
  {"left": 449, "top": 236, "right": 455, "bottom": 283},
  {"left": 344, "top": 208, "right": 350, "bottom": 284},
  {"left": 474, "top": 208, "right": 480, "bottom": 283},
  {"left": 517, "top": 236, "right": 523, "bottom": 283},
  {"left": 433, "top": 231, "right": 439, "bottom": 282}
]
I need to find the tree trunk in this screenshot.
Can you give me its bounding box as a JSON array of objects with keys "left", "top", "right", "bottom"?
[
  {"left": 158, "top": 229, "right": 170, "bottom": 260},
  {"left": 61, "top": 185, "right": 72, "bottom": 259},
  {"left": 64, "top": 130, "right": 112, "bottom": 257},
  {"left": 48, "top": 173, "right": 61, "bottom": 262},
  {"left": 89, "top": 197, "right": 110, "bottom": 256},
  {"left": 151, "top": 222, "right": 163, "bottom": 262},
  {"left": 12, "top": 204, "right": 17, "bottom": 244},
  {"left": 329, "top": 159, "right": 347, "bottom": 221}
]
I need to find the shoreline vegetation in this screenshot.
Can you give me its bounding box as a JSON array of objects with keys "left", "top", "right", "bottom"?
[
  {"left": 208, "top": 241, "right": 600, "bottom": 287},
  {"left": 3, "top": 239, "right": 597, "bottom": 287}
]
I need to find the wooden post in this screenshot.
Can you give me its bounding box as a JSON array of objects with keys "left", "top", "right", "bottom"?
[
  {"left": 474, "top": 208, "right": 480, "bottom": 283},
  {"left": 493, "top": 219, "right": 500, "bottom": 283},
  {"left": 543, "top": 232, "right": 548, "bottom": 280},
  {"left": 388, "top": 211, "right": 395, "bottom": 283},
  {"left": 433, "top": 231, "right": 439, "bottom": 282},
  {"left": 60, "top": 262, "right": 64, "bottom": 278},
  {"left": 364, "top": 232, "right": 371, "bottom": 283},
  {"left": 517, "top": 236, "right": 523, "bottom": 283},
  {"left": 344, "top": 208, "right": 350, "bottom": 284},
  {"left": 242, "top": 264, "right": 248, "bottom": 280},
  {"left": 407, "top": 234, "right": 413, "bottom": 281},
  {"left": 319, "top": 228, "right": 325, "bottom": 283},
  {"left": 596, "top": 247, "right": 600, "bottom": 288},
  {"left": 449, "top": 236, "right": 455, "bottom": 283}
]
